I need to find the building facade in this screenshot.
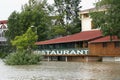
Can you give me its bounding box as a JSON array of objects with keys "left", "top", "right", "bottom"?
[
  {"left": 36, "top": 8, "right": 120, "bottom": 62},
  {"left": 89, "top": 36, "right": 120, "bottom": 61},
  {"left": 0, "top": 20, "right": 7, "bottom": 45},
  {"left": 36, "top": 30, "right": 102, "bottom": 62}
]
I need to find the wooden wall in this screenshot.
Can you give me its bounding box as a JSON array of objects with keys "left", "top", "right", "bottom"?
[{"left": 89, "top": 42, "right": 120, "bottom": 56}]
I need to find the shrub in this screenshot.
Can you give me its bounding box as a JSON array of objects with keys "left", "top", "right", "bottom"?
[
  {"left": 0, "top": 52, "right": 8, "bottom": 59},
  {"left": 4, "top": 50, "right": 42, "bottom": 65}
]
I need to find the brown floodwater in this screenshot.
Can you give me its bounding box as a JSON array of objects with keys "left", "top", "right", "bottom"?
[{"left": 0, "top": 59, "right": 120, "bottom": 80}]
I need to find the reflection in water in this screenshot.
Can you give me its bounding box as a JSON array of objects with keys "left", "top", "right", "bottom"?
[{"left": 0, "top": 59, "right": 120, "bottom": 80}]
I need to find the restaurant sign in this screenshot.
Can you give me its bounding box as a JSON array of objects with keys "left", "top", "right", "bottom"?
[{"left": 34, "top": 49, "right": 88, "bottom": 55}]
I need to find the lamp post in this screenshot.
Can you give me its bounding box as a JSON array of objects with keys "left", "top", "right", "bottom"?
[
  {"left": 31, "top": 25, "right": 38, "bottom": 42},
  {"left": 31, "top": 25, "right": 37, "bottom": 35}
]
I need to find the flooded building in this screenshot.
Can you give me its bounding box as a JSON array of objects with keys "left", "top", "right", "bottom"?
[
  {"left": 89, "top": 36, "right": 120, "bottom": 61},
  {"left": 36, "top": 30, "right": 102, "bottom": 62},
  {"left": 0, "top": 20, "right": 7, "bottom": 51},
  {"left": 36, "top": 8, "right": 120, "bottom": 62}
]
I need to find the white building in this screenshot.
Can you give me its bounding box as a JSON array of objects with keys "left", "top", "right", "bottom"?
[
  {"left": 80, "top": 7, "right": 106, "bottom": 31},
  {"left": 0, "top": 20, "right": 7, "bottom": 45}
]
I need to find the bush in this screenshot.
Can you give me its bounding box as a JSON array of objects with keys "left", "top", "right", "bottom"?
[
  {"left": 4, "top": 51, "right": 42, "bottom": 65},
  {"left": 0, "top": 52, "right": 8, "bottom": 59}
]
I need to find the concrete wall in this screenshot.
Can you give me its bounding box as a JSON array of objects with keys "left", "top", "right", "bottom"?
[
  {"left": 67, "top": 56, "right": 101, "bottom": 62},
  {"left": 102, "top": 57, "right": 115, "bottom": 62},
  {"left": 102, "top": 57, "right": 120, "bottom": 62},
  {"left": 115, "top": 57, "right": 120, "bottom": 61},
  {"left": 81, "top": 17, "right": 92, "bottom": 31}
]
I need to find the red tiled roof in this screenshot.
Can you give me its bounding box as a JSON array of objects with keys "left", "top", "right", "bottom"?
[
  {"left": 90, "top": 36, "right": 120, "bottom": 43},
  {"left": 0, "top": 20, "right": 7, "bottom": 24},
  {"left": 36, "top": 30, "right": 102, "bottom": 45}
]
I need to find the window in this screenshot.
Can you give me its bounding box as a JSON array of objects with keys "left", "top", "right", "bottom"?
[
  {"left": 114, "top": 42, "right": 120, "bottom": 48},
  {"left": 75, "top": 42, "right": 81, "bottom": 48},
  {"left": 83, "top": 13, "right": 89, "bottom": 18},
  {"left": 103, "top": 42, "right": 107, "bottom": 48},
  {"left": 83, "top": 42, "right": 88, "bottom": 48}
]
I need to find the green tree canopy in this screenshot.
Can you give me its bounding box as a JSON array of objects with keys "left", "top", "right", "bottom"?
[
  {"left": 6, "top": 0, "right": 82, "bottom": 43},
  {"left": 11, "top": 27, "right": 38, "bottom": 51},
  {"left": 47, "top": 0, "right": 81, "bottom": 38},
  {"left": 90, "top": 0, "right": 120, "bottom": 39},
  {"left": 6, "top": 11, "right": 21, "bottom": 40},
  {"left": 6, "top": 0, "right": 51, "bottom": 41}
]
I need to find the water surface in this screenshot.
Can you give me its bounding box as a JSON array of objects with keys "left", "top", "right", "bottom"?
[{"left": 0, "top": 60, "right": 120, "bottom": 80}]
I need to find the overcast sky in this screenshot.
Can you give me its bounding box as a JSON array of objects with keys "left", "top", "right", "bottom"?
[{"left": 0, "top": 0, "right": 96, "bottom": 20}]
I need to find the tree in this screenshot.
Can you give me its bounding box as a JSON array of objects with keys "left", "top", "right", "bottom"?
[
  {"left": 11, "top": 27, "right": 38, "bottom": 51},
  {"left": 6, "top": 0, "right": 51, "bottom": 41},
  {"left": 90, "top": 0, "right": 120, "bottom": 39},
  {"left": 5, "top": 27, "right": 41, "bottom": 65},
  {"left": 90, "top": 11, "right": 106, "bottom": 28},
  {"left": 48, "top": 0, "right": 81, "bottom": 38},
  {"left": 6, "top": 11, "right": 21, "bottom": 40}
]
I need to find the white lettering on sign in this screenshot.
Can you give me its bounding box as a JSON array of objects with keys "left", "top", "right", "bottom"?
[
  {"left": 63, "top": 50, "right": 69, "bottom": 55},
  {"left": 77, "top": 50, "right": 83, "bottom": 54},
  {"left": 34, "top": 49, "right": 89, "bottom": 55},
  {"left": 84, "top": 50, "right": 88, "bottom": 55},
  {"left": 70, "top": 50, "right": 76, "bottom": 55}
]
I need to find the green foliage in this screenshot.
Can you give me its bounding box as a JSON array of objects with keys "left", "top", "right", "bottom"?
[
  {"left": 54, "top": 0, "right": 81, "bottom": 22},
  {"left": 6, "top": 0, "right": 82, "bottom": 50},
  {"left": 6, "top": 0, "right": 51, "bottom": 41},
  {"left": 11, "top": 27, "right": 38, "bottom": 51},
  {"left": 0, "top": 46, "right": 13, "bottom": 58},
  {"left": 0, "top": 52, "right": 8, "bottom": 59},
  {"left": 6, "top": 0, "right": 82, "bottom": 42},
  {"left": 91, "top": 0, "right": 120, "bottom": 39},
  {"left": 4, "top": 27, "right": 41, "bottom": 65},
  {"left": 48, "top": 0, "right": 81, "bottom": 38},
  {"left": 5, "top": 0, "right": 52, "bottom": 52},
  {"left": 4, "top": 51, "right": 42, "bottom": 65},
  {"left": 6, "top": 11, "right": 21, "bottom": 40},
  {"left": 48, "top": 25, "right": 66, "bottom": 38},
  {"left": 90, "top": 11, "right": 106, "bottom": 28}
]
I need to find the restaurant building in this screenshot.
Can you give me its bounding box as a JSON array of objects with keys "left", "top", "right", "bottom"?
[
  {"left": 36, "top": 8, "right": 120, "bottom": 62},
  {"left": 89, "top": 36, "right": 120, "bottom": 61}
]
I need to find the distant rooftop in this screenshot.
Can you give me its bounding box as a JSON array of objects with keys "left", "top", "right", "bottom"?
[
  {"left": 0, "top": 20, "right": 7, "bottom": 24},
  {"left": 80, "top": 6, "right": 107, "bottom": 14}
]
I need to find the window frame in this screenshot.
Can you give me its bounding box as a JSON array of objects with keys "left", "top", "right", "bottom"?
[
  {"left": 114, "top": 42, "right": 120, "bottom": 48},
  {"left": 102, "top": 42, "right": 107, "bottom": 48}
]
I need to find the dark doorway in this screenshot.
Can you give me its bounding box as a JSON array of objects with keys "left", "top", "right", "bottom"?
[{"left": 58, "top": 56, "right": 66, "bottom": 61}]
